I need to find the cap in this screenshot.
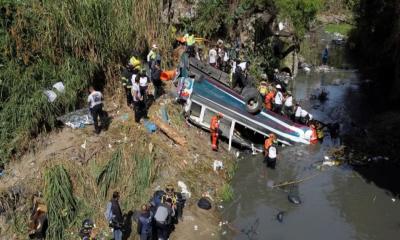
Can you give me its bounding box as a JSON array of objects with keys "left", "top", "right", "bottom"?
[
  {"left": 276, "top": 84, "right": 282, "bottom": 89},
  {"left": 152, "top": 44, "right": 158, "bottom": 49}
]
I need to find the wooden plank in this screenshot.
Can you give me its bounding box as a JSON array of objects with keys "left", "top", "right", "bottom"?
[{"left": 152, "top": 117, "right": 187, "bottom": 146}]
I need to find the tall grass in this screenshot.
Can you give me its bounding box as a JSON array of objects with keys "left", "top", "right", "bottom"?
[
  {"left": 0, "top": 0, "right": 172, "bottom": 164},
  {"left": 96, "top": 147, "right": 123, "bottom": 199},
  {"left": 44, "top": 165, "right": 77, "bottom": 239}
]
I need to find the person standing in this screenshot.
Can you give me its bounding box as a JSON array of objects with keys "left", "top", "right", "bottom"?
[
  {"left": 87, "top": 86, "right": 105, "bottom": 134},
  {"left": 264, "top": 88, "right": 275, "bottom": 111},
  {"left": 121, "top": 65, "right": 133, "bottom": 106},
  {"left": 137, "top": 204, "right": 153, "bottom": 240},
  {"left": 147, "top": 44, "right": 158, "bottom": 70},
  {"left": 105, "top": 192, "right": 124, "bottom": 240},
  {"left": 139, "top": 70, "right": 149, "bottom": 103},
  {"left": 273, "top": 84, "right": 283, "bottom": 114},
  {"left": 322, "top": 45, "right": 329, "bottom": 65},
  {"left": 154, "top": 199, "right": 175, "bottom": 240},
  {"left": 210, "top": 113, "right": 223, "bottom": 151},
  {"left": 151, "top": 62, "right": 163, "bottom": 99},
  {"left": 209, "top": 46, "right": 217, "bottom": 68},
  {"left": 283, "top": 91, "right": 294, "bottom": 117},
  {"left": 266, "top": 143, "right": 278, "bottom": 169},
  {"left": 131, "top": 76, "right": 146, "bottom": 123}
]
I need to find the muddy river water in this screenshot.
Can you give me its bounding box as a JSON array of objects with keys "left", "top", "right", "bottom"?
[{"left": 221, "top": 37, "right": 400, "bottom": 240}]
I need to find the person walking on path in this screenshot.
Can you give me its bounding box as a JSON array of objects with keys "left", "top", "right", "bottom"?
[
  {"left": 87, "top": 86, "right": 105, "bottom": 134},
  {"left": 322, "top": 45, "right": 329, "bottom": 65},
  {"left": 137, "top": 204, "right": 153, "bottom": 240}
]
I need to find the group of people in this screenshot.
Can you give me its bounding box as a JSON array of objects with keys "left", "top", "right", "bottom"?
[{"left": 79, "top": 185, "right": 185, "bottom": 240}]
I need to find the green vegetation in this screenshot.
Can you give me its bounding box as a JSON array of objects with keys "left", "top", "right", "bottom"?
[
  {"left": 220, "top": 183, "right": 234, "bottom": 202},
  {"left": 275, "top": 0, "right": 324, "bottom": 36},
  {"left": 325, "top": 23, "right": 352, "bottom": 35},
  {"left": 193, "top": 0, "right": 229, "bottom": 37},
  {"left": 96, "top": 147, "right": 123, "bottom": 198},
  {"left": 44, "top": 165, "right": 77, "bottom": 239},
  {"left": 0, "top": 0, "right": 172, "bottom": 164}
]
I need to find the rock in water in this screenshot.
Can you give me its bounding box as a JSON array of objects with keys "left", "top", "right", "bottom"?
[
  {"left": 276, "top": 211, "right": 285, "bottom": 223},
  {"left": 288, "top": 194, "right": 302, "bottom": 205}
]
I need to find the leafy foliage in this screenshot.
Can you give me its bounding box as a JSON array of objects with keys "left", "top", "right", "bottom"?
[
  {"left": 0, "top": 0, "right": 172, "bottom": 164},
  {"left": 192, "top": 0, "right": 229, "bottom": 37},
  {"left": 96, "top": 147, "right": 123, "bottom": 198},
  {"left": 44, "top": 165, "right": 77, "bottom": 239},
  {"left": 275, "top": 0, "right": 324, "bottom": 36}
]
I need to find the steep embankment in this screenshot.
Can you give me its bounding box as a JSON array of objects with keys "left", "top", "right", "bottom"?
[{"left": 0, "top": 89, "right": 237, "bottom": 239}]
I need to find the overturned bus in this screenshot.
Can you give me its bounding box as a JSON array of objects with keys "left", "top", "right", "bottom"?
[{"left": 177, "top": 75, "right": 313, "bottom": 151}]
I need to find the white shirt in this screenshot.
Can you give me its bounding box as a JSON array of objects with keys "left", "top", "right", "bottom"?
[
  {"left": 131, "top": 83, "right": 141, "bottom": 102},
  {"left": 130, "top": 74, "right": 137, "bottom": 86},
  {"left": 87, "top": 91, "right": 102, "bottom": 108},
  {"left": 284, "top": 96, "right": 293, "bottom": 107},
  {"left": 274, "top": 91, "right": 283, "bottom": 105},
  {"left": 209, "top": 49, "right": 217, "bottom": 64},
  {"left": 295, "top": 106, "right": 302, "bottom": 117},
  {"left": 139, "top": 76, "right": 148, "bottom": 87},
  {"left": 238, "top": 62, "right": 247, "bottom": 71},
  {"left": 300, "top": 109, "right": 309, "bottom": 118},
  {"left": 268, "top": 146, "right": 277, "bottom": 158},
  {"left": 223, "top": 52, "right": 229, "bottom": 62}
]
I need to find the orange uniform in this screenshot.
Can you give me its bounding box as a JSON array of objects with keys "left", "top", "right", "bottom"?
[
  {"left": 265, "top": 91, "right": 275, "bottom": 110},
  {"left": 210, "top": 115, "right": 220, "bottom": 151},
  {"left": 310, "top": 124, "right": 318, "bottom": 144}
]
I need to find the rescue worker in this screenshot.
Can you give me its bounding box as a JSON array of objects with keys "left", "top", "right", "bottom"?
[
  {"left": 147, "top": 44, "right": 158, "bottom": 70},
  {"left": 137, "top": 204, "right": 153, "bottom": 240},
  {"left": 264, "top": 133, "right": 276, "bottom": 155},
  {"left": 79, "top": 219, "right": 97, "bottom": 240},
  {"left": 232, "top": 61, "right": 248, "bottom": 92},
  {"left": 273, "top": 84, "right": 284, "bottom": 114},
  {"left": 161, "top": 184, "right": 185, "bottom": 223},
  {"left": 184, "top": 31, "right": 196, "bottom": 57},
  {"left": 28, "top": 194, "right": 48, "bottom": 239},
  {"left": 129, "top": 55, "right": 142, "bottom": 72},
  {"left": 294, "top": 104, "right": 302, "bottom": 123},
  {"left": 266, "top": 143, "right": 278, "bottom": 169},
  {"left": 300, "top": 108, "right": 313, "bottom": 125},
  {"left": 258, "top": 81, "right": 269, "bottom": 98},
  {"left": 283, "top": 91, "right": 294, "bottom": 117},
  {"left": 139, "top": 70, "right": 149, "bottom": 103},
  {"left": 316, "top": 121, "right": 325, "bottom": 142},
  {"left": 210, "top": 113, "right": 223, "bottom": 151},
  {"left": 131, "top": 76, "right": 146, "bottom": 123},
  {"left": 309, "top": 122, "right": 318, "bottom": 144},
  {"left": 88, "top": 86, "right": 105, "bottom": 134},
  {"left": 264, "top": 88, "right": 275, "bottom": 111},
  {"left": 154, "top": 198, "right": 175, "bottom": 240},
  {"left": 121, "top": 65, "right": 133, "bottom": 106},
  {"left": 151, "top": 62, "right": 163, "bottom": 99}
]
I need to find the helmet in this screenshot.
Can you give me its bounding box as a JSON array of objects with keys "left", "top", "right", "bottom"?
[
  {"left": 152, "top": 44, "right": 158, "bottom": 49},
  {"left": 82, "top": 219, "right": 94, "bottom": 229},
  {"left": 166, "top": 184, "right": 174, "bottom": 193},
  {"left": 217, "top": 112, "right": 224, "bottom": 118}
]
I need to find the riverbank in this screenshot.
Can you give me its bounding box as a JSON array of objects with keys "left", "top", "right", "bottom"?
[{"left": 0, "top": 82, "right": 237, "bottom": 239}]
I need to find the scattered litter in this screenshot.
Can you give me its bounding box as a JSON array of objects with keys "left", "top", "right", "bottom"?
[
  {"left": 222, "top": 231, "right": 227, "bottom": 235},
  {"left": 143, "top": 120, "right": 157, "bottom": 133},
  {"left": 288, "top": 194, "right": 301, "bottom": 205},
  {"left": 392, "top": 198, "right": 396, "bottom": 202},
  {"left": 160, "top": 106, "right": 170, "bottom": 123},
  {"left": 81, "top": 140, "right": 87, "bottom": 149},
  {"left": 120, "top": 113, "right": 129, "bottom": 121},
  {"left": 219, "top": 222, "right": 223, "bottom": 227},
  {"left": 194, "top": 225, "right": 198, "bottom": 231},
  {"left": 43, "top": 90, "right": 57, "bottom": 102},
  {"left": 52, "top": 82, "right": 65, "bottom": 93},
  {"left": 178, "top": 181, "right": 191, "bottom": 198},
  {"left": 218, "top": 205, "right": 224, "bottom": 209},
  {"left": 57, "top": 109, "right": 94, "bottom": 129},
  {"left": 276, "top": 211, "right": 285, "bottom": 223},
  {"left": 235, "top": 151, "right": 240, "bottom": 158},
  {"left": 266, "top": 180, "right": 274, "bottom": 188},
  {"left": 197, "top": 197, "right": 212, "bottom": 210},
  {"left": 324, "top": 156, "right": 329, "bottom": 161},
  {"left": 108, "top": 144, "right": 112, "bottom": 149},
  {"left": 148, "top": 143, "right": 154, "bottom": 153},
  {"left": 213, "top": 160, "right": 223, "bottom": 171}
]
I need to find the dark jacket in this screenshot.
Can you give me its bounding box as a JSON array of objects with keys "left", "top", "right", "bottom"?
[
  {"left": 111, "top": 199, "right": 123, "bottom": 226},
  {"left": 151, "top": 68, "right": 162, "bottom": 86}
]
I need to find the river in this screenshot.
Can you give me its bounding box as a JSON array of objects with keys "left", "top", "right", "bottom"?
[{"left": 220, "top": 33, "right": 400, "bottom": 240}]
